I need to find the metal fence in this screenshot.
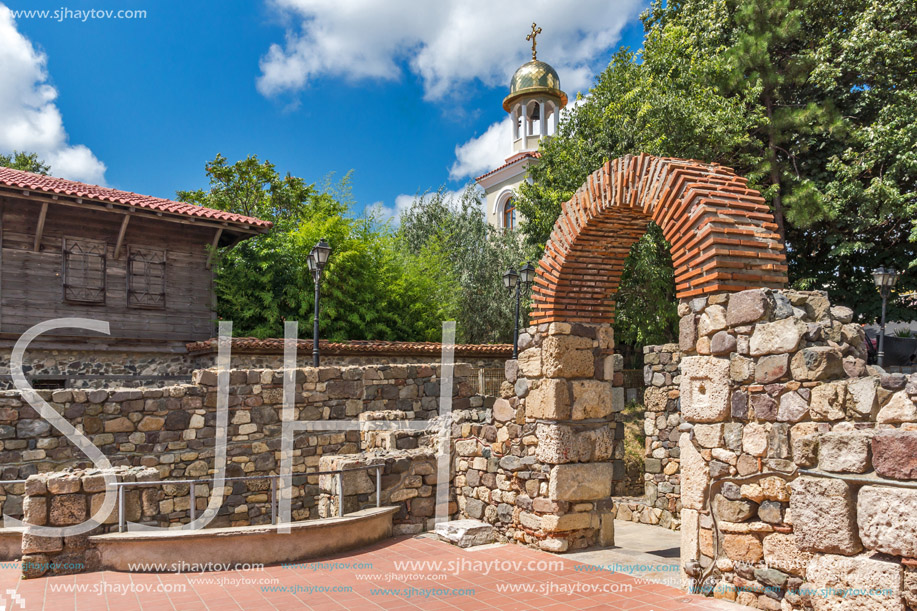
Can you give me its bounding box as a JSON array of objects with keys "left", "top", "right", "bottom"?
[
  {"left": 477, "top": 367, "right": 505, "bottom": 396},
  {"left": 112, "top": 464, "right": 384, "bottom": 532}
]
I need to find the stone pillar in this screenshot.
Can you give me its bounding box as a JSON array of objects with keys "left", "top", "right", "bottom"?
[
  {"left": 20, "top": 466, "right": 159, "bottom": 578},
  {"left": 512, "top": 322, "right": 624, "bottom": 552}
]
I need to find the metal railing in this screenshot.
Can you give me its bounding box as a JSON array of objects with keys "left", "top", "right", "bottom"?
[
  {"left": 477, "top": 367, "right": 504, "bottom": 396},
  {"left": 112, "top": 464, "right": 384, "bottom": 532}
]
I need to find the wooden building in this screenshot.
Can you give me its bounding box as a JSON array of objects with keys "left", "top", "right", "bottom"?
[{"left": 0, "top": 168, "right": 271, "bottom": 388}]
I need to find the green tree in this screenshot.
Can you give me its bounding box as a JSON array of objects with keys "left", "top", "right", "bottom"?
[
  {"left": 519, "top": 0, "right": 917, "bottom": 324},
  {"left": 613, "top": 223, "right": 679, "bottom": 347},
  {"left": 180, "top": 155, "right": 448, "bottom": 341},
  {"left": 398, "top": 188, "right": 538, "bottom": 344},
  {"left": 0, "top": 151, "right": 49, "bottom": 174}
]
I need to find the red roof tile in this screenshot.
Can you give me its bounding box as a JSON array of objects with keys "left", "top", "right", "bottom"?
[
  {"left": 185, "top": 337, "right": 512, "bottom": 358},
  {"left": 474, "top": 151, "right": 539, "bottom": 182},
  {"left": 0, "top": 167, "right": 272, "bottom": 229}
]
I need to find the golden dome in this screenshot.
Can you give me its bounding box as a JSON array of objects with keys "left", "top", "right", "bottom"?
[{"left": 503, "top": 60, "right": 568, "bottom": 112}]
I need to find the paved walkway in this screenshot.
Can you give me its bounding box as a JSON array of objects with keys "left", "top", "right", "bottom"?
[{"left": 2, "top": 528, "right": 746, "bottom": 610}]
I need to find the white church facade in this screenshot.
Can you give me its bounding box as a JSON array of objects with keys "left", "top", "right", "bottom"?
[{"left": 476, "top": 25, "right": 567, "bottom": 230}]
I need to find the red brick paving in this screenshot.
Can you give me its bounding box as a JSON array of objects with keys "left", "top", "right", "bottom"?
[{"left": 3, "top": 536, "right": 739, "bottom": 610}]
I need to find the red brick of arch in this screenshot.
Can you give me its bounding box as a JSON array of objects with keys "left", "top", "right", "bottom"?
[{"left": 531, "top": 154, "right": 788, "bottom": 324}]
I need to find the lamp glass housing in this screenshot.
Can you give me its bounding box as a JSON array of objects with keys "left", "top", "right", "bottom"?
[
  {"left": 503, "top": 268, "right": 519, "bottom": 290},
  {"left": 519, "top": 262, "right": 536, "bottom": 284},
  {"left": 873, "top": 266, "right": 899, "bottom": 290},
  {"left": 310, "top": 238, "right": 332, "bottom": 271}
]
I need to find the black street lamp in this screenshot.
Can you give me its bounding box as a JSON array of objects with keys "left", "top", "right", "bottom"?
[
  {"left": 872, "top": 266, "right": 900, "bottom": 368},
  {"left": 504, "top": 262, "right": 536, "bottom": 358},
  {"left": 308, "top": 238, "right": 332, "bottom": 367}
]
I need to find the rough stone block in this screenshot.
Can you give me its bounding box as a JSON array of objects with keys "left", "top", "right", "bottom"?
[
  {"left": 517, "top": 348, "right": 542, "bottom": 378},
  {"left": 679, "top": 314, "right": 697, "bottom": 352},
  {"left": 777, "top": 391, "right": 809, "bottom": 423},
  {"left": 722, "top": 534, "right": 764, "bottom": 564},
  {"left": 644, "top": 386, "right": 669, "bottom": 412},
  {"left": 492, "top": 398, "right": 515, "bottom": 422},
  {"left": 679, "top": 433, "right": 708, "bottom": 510},
  {"left": 877, "top": 391, "right": 917, "bottom": 424},
  {"left": 818, "top": 432, "right": 871, "bottom": 473},
  {"left": 525, "top": 379, "right": 570, "bottom": 420},
  {"left": 755, "top": 354, "right": 789, "bottom": 384},
  {"left": 857, "top": 486, "right": 917, "bottom": 557},
  {"left": 541, "top": 511, "right": 596, "bottom": 532},
  {"left": 749, "top": 318, "right": 804, "bottom": 356},
  {"left": 49, "top": 494, "right": 87, "bottom": 526},
  {"left": 21, "top": 532, "right": 63, "bottom": 554},
  {"left": 434, "top": 519, "right": 494, "bottom": 548},
  {"left": 790, "top": 347, "right": 845, "bottom": 381},
  {"left": 789, "top": 477, "right": 861, "bottom": 555},
  {"left": 805, "top": 554, "right": 903, "bottom": 611},
  {"left": 23, "top": 496, "right": 46, "bottom": 526},
  {"left": 693, "top": 424, "right": 723, "bottom": 448},
  {"left": 743, "top": 422, "right": 769, "bottom": 457},
  {"left": 680, "top": 356, "right": 730, "bottom": 423},
  {"left": 548, "top": 463, "right": 613, "bottom": 501},
  {"left": 872, "top": 430, "right": 917, "bottom": 480},
  {"left": 762, "top": 533, "right": 811, "bottom": 578},
  {"left": 534, "top": 423, "right": 612, "bottom": 464},
  {"left": 571, "top": 380, "right": 612, "bottom": 420},
  {"left": 810, "top": 381, "right": 847, "bottom": 421},
  {"left": 710, "top": 331, "right": 736, "bottom": 355},
  {"left": 846, "top": 377, "right": 878, "bottom": 417},
  {"left": 541, "top": 335, "right": 594, "bottom": 378},
  {"left": 726, "top": 289, "right": 770, "bottom": 327},
  {"left": 713, "top": 495, "right": 756, "bottom": 522},
  {"left": 698, "top": 305, "right": 727, "bottom": 337}
]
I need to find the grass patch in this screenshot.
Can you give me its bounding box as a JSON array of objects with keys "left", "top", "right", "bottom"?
[{"left": 619, "top": 400, "right": 646, "bottom": 496}]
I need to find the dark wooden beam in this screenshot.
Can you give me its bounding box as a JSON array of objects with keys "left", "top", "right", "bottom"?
[
  {"left": 206, "top": 228, "right": 223, "bottom": 270},
  {"left": 114, "top": 213, "right": 131, "bottom": 259},
  {"left": 0, "top": 189, "right": 265, "bottom": 236},
  {"left": 33, "top": 202, "right": 48, "bottom": 252}
]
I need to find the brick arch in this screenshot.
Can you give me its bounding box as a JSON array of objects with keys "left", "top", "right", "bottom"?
[{"left": 531, "top": 154, "right": 788, "bottom": 324}]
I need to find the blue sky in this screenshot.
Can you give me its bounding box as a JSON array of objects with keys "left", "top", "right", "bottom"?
[{"left": 0, "top": 0, "right": 647, "bottom": 218}]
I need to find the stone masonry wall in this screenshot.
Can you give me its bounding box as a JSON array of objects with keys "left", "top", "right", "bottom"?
[
  {"left": 19, "top": 466, "right": 158, "bottom": 578},
  {"left": 678, "top": 288, "right": 917, "bottom": 611},
  {"left": 451, "top": 322, "right": 623, "bottom": 552},
  {"left": 0, "top": 364, "right": 478, "bottom": 536},
  {"left": 617, "top": 343, "right": 683, "bottom": 530}
]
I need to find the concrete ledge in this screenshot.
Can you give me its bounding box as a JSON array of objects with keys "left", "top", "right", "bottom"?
[
  {"left": 0, "top": 528, "right": 23, "bottom": 561},
  {"left": 90, "top": 507, "right": 399, "bottom": 571}
]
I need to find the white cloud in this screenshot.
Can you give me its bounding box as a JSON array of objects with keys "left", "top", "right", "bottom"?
[
  {"left": 0, "top": 5, "right": 106, "bottom": 183},
  {"left": 257, "top": 0, "right": 643, "bottom": 101},
  {"left": 449, "top": 96, "right": 587, "bottom": 180},
  {"left": 369, "top": 188, "right": 478, "bottom": 222},
  {"left": 449, "top": 118, "right": 512, "bottom": 181}
]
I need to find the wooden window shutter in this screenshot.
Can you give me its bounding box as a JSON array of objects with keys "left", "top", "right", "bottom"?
[
  {"left": 62, "top": 238, "right": 106, "bottom": 304},
  {"left": 127, "top": 247, "right": 166, "bottom": 309}
]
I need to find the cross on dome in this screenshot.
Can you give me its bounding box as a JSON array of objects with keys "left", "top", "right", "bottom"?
[{"left": 526, "top": 23, "right": 542, "bottom": 60}]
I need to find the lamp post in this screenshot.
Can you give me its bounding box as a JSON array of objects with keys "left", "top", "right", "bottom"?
[
  {"left": 503, "top": 262, "right": 536, "bottom": 358},
  {"left": 308, "top": 238, "right": 332, "bottom": 367},
  {"left": 872, "top": 266, "right": 900, "bottom": 368}
]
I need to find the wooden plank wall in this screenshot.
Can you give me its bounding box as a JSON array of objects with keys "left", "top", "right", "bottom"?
[{"left": 0, "top": 195, "right": 219, "bottom": 341}]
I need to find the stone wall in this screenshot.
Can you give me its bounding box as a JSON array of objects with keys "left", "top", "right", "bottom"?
[
  {"left": 19, "top": 466, "right": 158, "bottom": 578},
  {"left": 0, "top": 337, "right": 509, "bottom": 390},
  {"left": 0, "top": 364, "right": 477, "bottom": 534},
  {"left": 0, "top": 344, "right": 193, "bottom": 389},
  {"left": 678, "top": 288, "right": 917, "bottom": 610},
  {"left": 616, "top": 343, "right": 683, "bottom": 530},
  {"left": 451, "top": 322, "right": 623, "bottom": 552}
]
